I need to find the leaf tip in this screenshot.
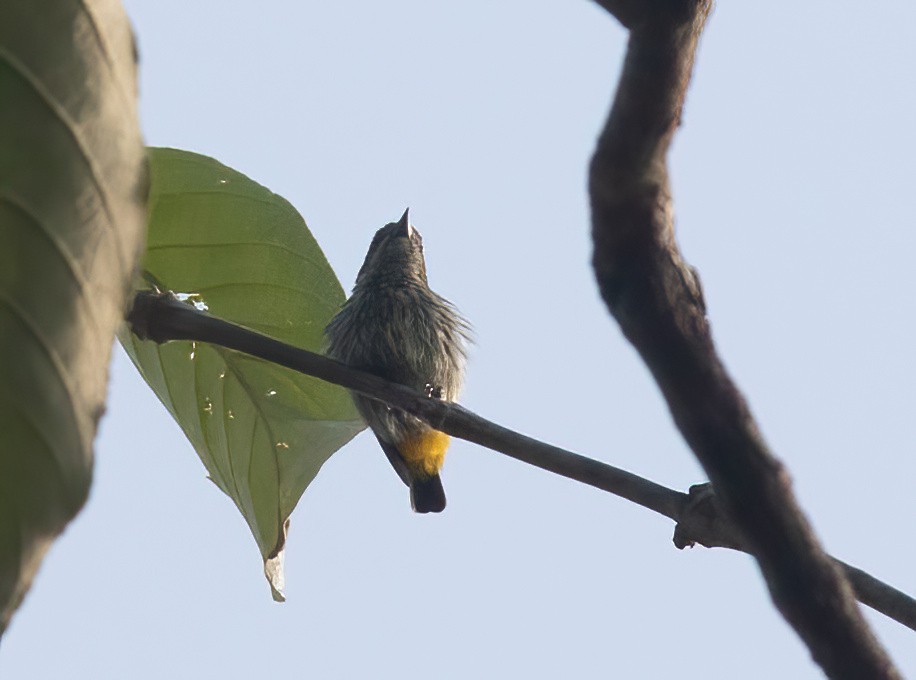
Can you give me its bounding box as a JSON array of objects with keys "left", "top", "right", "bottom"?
[
  {"left": 264, "top": 518, "right": 289, "bottom": 602},
  {"left": 264, "top": 551, "right": 286, "bottom": 602}
]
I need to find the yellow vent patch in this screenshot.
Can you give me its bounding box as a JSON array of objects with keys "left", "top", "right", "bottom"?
[{"left": 399, "top": 430, "right": 450, "bottom": 477}]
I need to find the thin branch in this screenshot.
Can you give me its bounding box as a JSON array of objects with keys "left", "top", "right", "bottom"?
[
  {"left": 128, "top": 291, "right": 681, "bottom": 520},
  {"left": 839, "top": 561, "right": 916, "bottom": 633},
  {"left": 674, "top": 483, "right": 916, "bottom": 632},
  {"left": 126, "top": 291, "right": 916, "bottom": 633},
  {"left": 588, "top": 0, "right": 900, "bottom": 677}
]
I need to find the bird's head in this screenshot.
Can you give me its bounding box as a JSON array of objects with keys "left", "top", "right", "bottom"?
[{"left": 355, "top": 208, "right": 428, "bottom": 288}]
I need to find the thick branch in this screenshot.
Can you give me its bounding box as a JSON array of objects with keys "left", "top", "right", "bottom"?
[
  {"left": 589, "top": 1, "right": 899, "bottom": 677},
  {"left": 127, "top": 291, "right": 916, "bottom": 634}
]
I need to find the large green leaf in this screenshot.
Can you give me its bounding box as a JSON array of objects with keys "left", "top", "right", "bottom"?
[
  {"left": 120, "top": 148, "right": 364, "bottom": 600},
  {"left": 0, "top": 1, "right": 148, "bottom": 633}
]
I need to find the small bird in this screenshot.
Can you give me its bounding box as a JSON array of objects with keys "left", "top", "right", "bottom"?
[{"left": 325, "top": 209, "right": 471, "bottom": 513}]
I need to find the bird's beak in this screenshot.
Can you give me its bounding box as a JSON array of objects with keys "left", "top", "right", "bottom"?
[{"left": 396, "top": 207, "right": 413, "bottom": 238}]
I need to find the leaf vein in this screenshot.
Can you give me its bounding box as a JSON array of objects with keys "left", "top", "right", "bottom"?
[
  {"left": 146, "top": 240, "right": 327, "bottom": 271},
  {"left": 76, "top": 0, "right": 136, "bottom": 112},
  {"left": 0, "top": 192, "right": 109, "bottom": 348},
  {"left": 0, "top": 294, "right": 92, "bottom": 456},
  {"left": 0, "top": 47, "right": 128, "bottom": 283}
]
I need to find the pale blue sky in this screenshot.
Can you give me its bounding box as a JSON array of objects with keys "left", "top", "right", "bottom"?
[{"left": 3, "top": 2, "right": 915, "bottom": 677}]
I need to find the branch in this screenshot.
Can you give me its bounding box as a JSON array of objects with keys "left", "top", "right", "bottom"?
[
  {"left": 674, "top": 483, "right": 916, "bottom": 632},
  {"left": 126, "top": 291, "right": 916, "bottom": 633},
  {"left": 127, "top": 291, "right": 681, "bottom": 520},
  {"left": 588, "top": 0, "right": 900, "bottom": 677}
]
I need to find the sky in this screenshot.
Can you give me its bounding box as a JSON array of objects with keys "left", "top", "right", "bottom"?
[{"left": 3, "top": 1, "right": 916, "bottom": 677}]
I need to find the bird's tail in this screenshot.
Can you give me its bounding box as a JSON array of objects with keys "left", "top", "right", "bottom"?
[{"left": 410, "top": 474, "right": 446, "bottom": 513}]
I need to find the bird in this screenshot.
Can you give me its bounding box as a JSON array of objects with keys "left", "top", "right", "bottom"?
[{"left": 325, "top": 208, "right": 471, "bottom": 512}]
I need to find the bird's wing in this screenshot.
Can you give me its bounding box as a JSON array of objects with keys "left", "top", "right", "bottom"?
[{"left": 374, "top": 432, "right": 411, "bottom": 487}]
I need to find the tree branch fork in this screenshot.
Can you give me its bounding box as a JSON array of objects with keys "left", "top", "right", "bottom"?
[{"left": 126, "top": 291, "right": 916, "bottom": 633}]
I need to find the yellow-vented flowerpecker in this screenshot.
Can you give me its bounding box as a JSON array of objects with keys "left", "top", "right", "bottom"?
[{"left": 325, "top": 209, "right": 471, "bottom": 512}]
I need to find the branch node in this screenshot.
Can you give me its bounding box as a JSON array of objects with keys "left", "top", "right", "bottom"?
[{"left": 673, "top": 483, "right": 745, "bottom": 551}]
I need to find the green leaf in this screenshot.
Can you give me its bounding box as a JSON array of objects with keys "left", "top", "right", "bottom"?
[
  {"left": 119, "top": 148, "right": 364, "bottom": 600},
  {"left": 0, "top": 1, "right": 148, "bottom": 633}
]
